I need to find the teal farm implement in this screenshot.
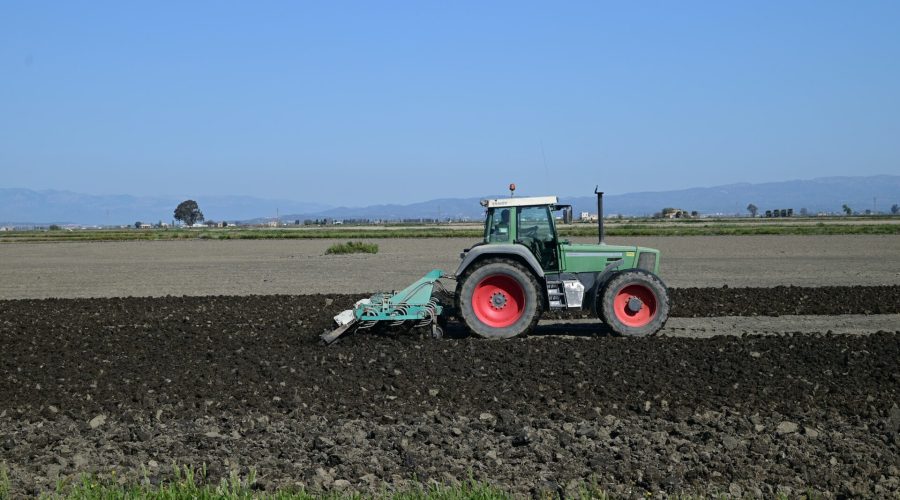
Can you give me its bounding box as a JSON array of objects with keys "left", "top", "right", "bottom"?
[{"left": 321, "top": 269, "right": 447, "bottom": 344}]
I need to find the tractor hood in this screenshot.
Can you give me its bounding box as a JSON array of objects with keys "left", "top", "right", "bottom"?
[{"left": 560, "top": 243, "right": 660, "bottom": 274}]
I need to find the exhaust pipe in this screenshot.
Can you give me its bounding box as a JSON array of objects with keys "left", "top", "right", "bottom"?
[{"left": 594, "top": 186, "right": 605, "bottom": 244}]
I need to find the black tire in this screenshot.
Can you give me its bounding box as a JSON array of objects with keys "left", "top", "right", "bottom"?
[
  {"left": 456, "top": 258, "right": 543, "bottom": 339},
  {"left": 599, "top": 270, "right": 669, "bottom": 337}
]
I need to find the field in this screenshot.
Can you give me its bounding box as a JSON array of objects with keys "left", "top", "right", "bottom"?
[
  {"left": 1, "top": 235, "right": 899, "bottom": 497},
  {"left": 2, "top": 217, "right": 899, "bottom": 244},
  {"left": 1, "top": 235, "right": 899, "bottom": 299}
]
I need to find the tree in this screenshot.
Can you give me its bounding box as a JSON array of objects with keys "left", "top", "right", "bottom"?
[
  {"left": 892, "top": 204, "right": 899, "bottom": 215},
  {"left": 174, "top": 200, "right": 204, "bottom": 227},
  {"left": 746, "top": 203, "right": 758, "bottom": 217},
  {"left": 842, "top": 204, "right": 852, "bottom": 216},
  {"left": 134, "top": 221, "right": 142, "bottom": 229}
]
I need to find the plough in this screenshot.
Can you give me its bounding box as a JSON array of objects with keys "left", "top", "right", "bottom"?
[{"left": 321, "top": 269, "right": 449, "bottom": 344}]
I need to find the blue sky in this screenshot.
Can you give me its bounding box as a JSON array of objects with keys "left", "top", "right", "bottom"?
[{"left": 2, "top": 1, "right": 898, "bottom": 205}]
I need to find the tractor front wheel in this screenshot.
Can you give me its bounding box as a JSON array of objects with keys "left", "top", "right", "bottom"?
[
  {"left": 599, "top": 270, "right": 669, "bottom": 337},
  {"left": 457, "top": 259, "right": 542, "bottom": 339}
]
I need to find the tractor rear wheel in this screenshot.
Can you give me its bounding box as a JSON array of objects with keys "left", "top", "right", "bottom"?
[
  {"left": 456, "top": 258, "right": 542, "bottom": 339},
  {"left": 599, "top": 270, "right": 669, "bottom": 337}
]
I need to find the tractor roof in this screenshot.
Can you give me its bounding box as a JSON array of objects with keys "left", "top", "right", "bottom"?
[{"left": 481, "top": 196, "right": 558, "bottom": 208}]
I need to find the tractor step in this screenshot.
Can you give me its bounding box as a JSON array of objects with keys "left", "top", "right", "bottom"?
[
  {"left": 547, "top": 281, "right": 566, "bottom": 309},
  {"left": 547, "top": 280, "right": 585, "bottom": 309}
]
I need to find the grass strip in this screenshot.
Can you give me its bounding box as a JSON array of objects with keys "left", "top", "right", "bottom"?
[
  {"left": 1, "top": 223, "right": 898, "bottom": 242},
  {"left": 325, "top": 241, "right": 379, "bottom": 255},
  {"left": 6, "top": 464, "right": 520, "bottom": 500},
  {"left": 0, "top": 466, "right": 9, "bottom": 500},
  {"left": 0, "top": 460, "right": 803, "bottom": 500}
]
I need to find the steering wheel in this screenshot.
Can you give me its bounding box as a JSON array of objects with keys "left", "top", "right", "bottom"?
[{"left": 522, "top": 226, "right": 539, "bottom": 238}]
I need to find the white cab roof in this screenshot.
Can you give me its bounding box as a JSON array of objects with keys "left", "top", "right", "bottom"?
[{"left": 482, "top": 195, "right": 558, "bottom": 208}]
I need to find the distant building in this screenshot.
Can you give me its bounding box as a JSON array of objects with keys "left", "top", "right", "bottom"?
[
  {"left": 661, "top": 208, "right": 691, "bottom": 219},
  {"left": 579, "top": 212, "right": 598, "bottom": 222},
  {"left": 765, "top": 209, "right": 793, "bottom": 218},
  {"left": 139, "top": 223, "right": 152, "bottom": 229}
]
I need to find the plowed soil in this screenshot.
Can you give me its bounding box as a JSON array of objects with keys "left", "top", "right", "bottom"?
[{"left": 2, "top": 288, "right": 899, "bottom": 497}]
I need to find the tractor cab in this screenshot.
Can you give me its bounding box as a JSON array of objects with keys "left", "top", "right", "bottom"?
[
  {"left": 480, "top": 195, "right": 660, "bottom": 278},
  {"left": 482, "top": 196, "right": 564, "bottom": 271}
]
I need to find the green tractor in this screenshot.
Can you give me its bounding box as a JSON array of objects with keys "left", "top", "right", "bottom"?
[
  {"left": 323, "top": 188, "right": 669, "bottom": 343},
  {"left": 452, "top": 188, "right": 668, "bottom": 339}
]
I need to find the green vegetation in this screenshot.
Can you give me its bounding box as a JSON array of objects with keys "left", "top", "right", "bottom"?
[
  {"left": 1, "top": 218, "right": 899, "bottom": 243},
  {"left": 325, "top": 241, "right": 380, "bottom": 255},
  {"left": 1, "top": 465, "right": 9, "bottom": 500},
  {"left": 0, "top": 464, "right": 520, "bottom": 500},
  {"left": 0, "top": 462, "right": 804, "bottom": 499},
  {"left": 560, "top": 223, "right": 900, "bottom": 237}
]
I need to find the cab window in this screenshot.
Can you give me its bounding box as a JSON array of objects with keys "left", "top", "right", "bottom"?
[
  {"left": 517, "top": 206, "right": 554, "bottom": 241},
  {"left": 487, "top": 208, "right": 512, "bottom": 243}
]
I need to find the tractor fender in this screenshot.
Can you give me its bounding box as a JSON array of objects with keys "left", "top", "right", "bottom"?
[{"left": 455, "top": 244, "right": 545, "bottom": 279}]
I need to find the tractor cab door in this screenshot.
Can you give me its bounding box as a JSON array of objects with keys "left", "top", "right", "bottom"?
[
  {"left": 516, "top": 205, "right": 559, "bottom": 271},
  {"left": 485, "top": 207, "right": 513, "bottom": 243}
]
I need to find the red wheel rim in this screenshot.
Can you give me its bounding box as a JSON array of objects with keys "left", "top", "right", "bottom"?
[
  {"left": 613, "top": 284, "right": 657, "bottom": 327},
  {"left": 472, "top": 274, "right": 525, "bottom": 328}
]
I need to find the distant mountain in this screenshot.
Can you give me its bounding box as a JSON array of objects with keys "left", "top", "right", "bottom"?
[
  {"left": 563, "top": 175, "right": 900, "bottom": 217},
  {"left": 282, "top": 175, "right": 900, "bottom": 221},
  {"left": 0, "top": 189, "right": 330, "bottom": 226},
  {"left": 2, "top": 176, "right": 898, "bottom": 226},
  {"left": 281, "top": 197, "right": 498, "bottom": 223}
]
